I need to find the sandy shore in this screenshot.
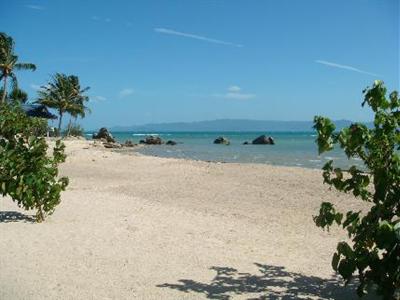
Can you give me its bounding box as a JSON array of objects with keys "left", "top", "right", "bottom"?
[{"left": 0, "top": 140, "right": 371, "bottom": 299}]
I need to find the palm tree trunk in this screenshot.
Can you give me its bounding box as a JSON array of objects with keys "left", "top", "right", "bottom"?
[
  {"left": 66, "top": 118, "right": 72, "bottom": 136},
  {"left": 58, "top": 111, "right": 63, "bottom": 136},
  {"left": 1, "top": 76, "right": 7, "bottom": 104}
]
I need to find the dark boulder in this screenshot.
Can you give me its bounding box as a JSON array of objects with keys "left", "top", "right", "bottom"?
[
  {"left": 214, "top": 136, "right": 230, "bottom": 145},
  {"left": 93, "top": 127, "right": 115, "bottom": 143},
  {"left": 166, "top": 140, "right": 177, "bottom": 145},
  {"left": 243, "top": 141, "right": 249, "bottom": 145},
  {"left": 140, "top": 136, "right": 163, "bottom": 145},
  {"left": 252, "top": 135, "right": 275, "bottom": 145}
]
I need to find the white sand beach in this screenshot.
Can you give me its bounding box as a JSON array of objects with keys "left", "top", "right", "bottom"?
[{"left": 0, "top": 140, "right": 370, "bottom": 299}]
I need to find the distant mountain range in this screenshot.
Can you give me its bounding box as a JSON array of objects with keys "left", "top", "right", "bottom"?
[{"left": 109, "top": 119, "right": 373, "bottom": 132}]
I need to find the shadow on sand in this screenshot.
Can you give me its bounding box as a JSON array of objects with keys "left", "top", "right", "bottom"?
[
  {"left": 0, "top": 211, "right": 35, "bottom": 223},
  {"left": 157, "top": 263, "right": 362, "bottom": 299}
]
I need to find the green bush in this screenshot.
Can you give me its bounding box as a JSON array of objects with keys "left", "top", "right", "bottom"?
[
  {"left": 64, "top": 124, "right": 84, "bottom": 137},
  {"left": 313, "top": 80, "right": 400, "bottom": 299},
  {"left": 31, "top": 117, "right": 48, "bottom": 137},
  {"left": 0, "top": 104, "right": 69, "bottom": 222}
]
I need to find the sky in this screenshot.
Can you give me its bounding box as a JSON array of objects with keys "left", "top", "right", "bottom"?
[{"left": 1, "top": 0, "right": 399, "bottom": 129}]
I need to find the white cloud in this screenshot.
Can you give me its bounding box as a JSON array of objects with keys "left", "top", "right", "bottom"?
[
  {"left": 224, "top": 92, "right": 255, "bottom": 100},
  {"left": 315, "top": 60, "right": 379, "bottom": 76},
  {"left": 154, "top": 28, "right": 243, "bottom": 48},
  {"left": 214, "top": 86, "right": 256, "bottom": 100},
  {"left": 91, "top": 95, "right": 107, "bottom": 103},
  {"left": 119, "top": 88, "right": 134, "bottom": 98},
  {"left": 25, "top": 4, "right": 45, "bottom": 10},
  {"left": 91, "top": 16, "right": 111, "bottom": 23},
  {"left": 227, "top": 85, "right": 241, "bottom": 93},
  {"left": 30, "top": 84, "right": 41, "bottom": 90}
]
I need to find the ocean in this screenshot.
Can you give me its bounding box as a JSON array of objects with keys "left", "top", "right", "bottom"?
[{"left": 87, "top": 131, "right": 363, "bottom": 169}]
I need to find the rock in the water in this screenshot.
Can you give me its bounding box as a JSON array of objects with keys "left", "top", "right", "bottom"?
[
  {"left": 166, "top": 140, "right": 177, "bottom": 145},
  {"left": 93, "top": 127, "right": 115, "bottom": 143},
  {"left": 124, "top": 140, "right": 136, "bottom": 147},
  {"left": 141, "top": 136, "right": 163, "bottom": 145},
  {"left": 214, "top": 136, "right": 230, "bottom": 145},
  {"left": 252, "top": 135, "right": 275, "bottom": 145},
  {"left": 243, "top": 141, "right": 249, "bottom": 145}
]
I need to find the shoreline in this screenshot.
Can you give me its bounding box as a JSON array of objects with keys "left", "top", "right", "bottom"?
[{"left": 0, "top": 139, "right": 369, "bottom": 299}]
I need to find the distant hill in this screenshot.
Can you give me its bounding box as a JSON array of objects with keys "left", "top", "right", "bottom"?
[{"left": 109, "top": 119, "right": 372, "bottom": 132}]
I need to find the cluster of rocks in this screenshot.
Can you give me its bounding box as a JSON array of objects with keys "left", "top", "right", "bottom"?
[
  {"left": 139, "top": 136, "right": 163, "bottom": 145},
  {"left": 139, "top": 136, "right": 178, "bottom": 146},
  {"left": 92, "top": 128, "right": 274, "bottom": 149},
  {"left": 92, "top": 128, "right": 137, "bottom": 149},
  {"left": 92, "top": 129, "right": 179, "bottom": 147},
  {"left": 214, "top": 134, "right": 275, "bottom": 145}
]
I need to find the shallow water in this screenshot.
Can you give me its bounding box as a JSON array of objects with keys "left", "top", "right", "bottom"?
[{"left": 87, "top": 131, "right": 364, "bottom": 169}]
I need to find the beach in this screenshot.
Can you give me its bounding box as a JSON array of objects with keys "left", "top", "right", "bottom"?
[{"left": 0, "top": 139, "right": 369, "bottom": 299}]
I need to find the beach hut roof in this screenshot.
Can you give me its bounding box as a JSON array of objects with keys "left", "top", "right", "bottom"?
[{"left": 21, "top": 104, "right": 57, "bottom": 119}]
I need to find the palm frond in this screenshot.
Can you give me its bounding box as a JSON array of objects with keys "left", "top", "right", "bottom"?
[{"left": 14, "top": 62, "right": 36, "bottom": 71}]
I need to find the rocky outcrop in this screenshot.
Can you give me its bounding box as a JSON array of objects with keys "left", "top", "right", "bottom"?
[
  {"left": 139, "top": 136, "right": 163, "bottom": 145},
  {"left": 166, "top": 140, "right": 177, "bottom": 145},
  {"left": 252, "top": 135, "right": 275, "bottom": 145},
  {"left": 214, "top": 136, "right": 230, "bottom": 145},
  {"left": 93, "top": 128, "right": 115, "bottom": 143}
]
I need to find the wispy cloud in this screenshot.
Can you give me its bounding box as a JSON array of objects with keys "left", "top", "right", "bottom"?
[
  {"left": 315, "top": 60, "right": 379, "bottom": 76},
  {"left": 154, "top": 28, "right": 243, "bottom": 48},
  {"left": 91, "top": 16, "right": 112, "bottom": 23},
  {"left": 119, "top": 88, "right": 134, "bottom": 98},
  {"left": 214, "top": 86, "right": 255, "bottom": 100},
  {"left": 89, "top": 95, "right": 107, "bottom": 103},
  {"left": 227, "top": 85, "right": 241, "bottom": 93},
  {"left": 25, "top": 4, "right": 45, "bottom": 10},
  {"left": 30, "top": 84, "right": 41, "bottom": 90}
]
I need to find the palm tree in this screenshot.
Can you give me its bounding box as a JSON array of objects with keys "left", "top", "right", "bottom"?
[
  {"left": 37, "top": 73, "right": 90, "bottom": 135},
  {"left": 0, "top": 32, "right": 36, "bottom": 104},
  {"left": 65, "top": 76, "right": 91, "bottom": 136},
  {"left": 8, "top": 87, "right": 28, "bottom": 103}
]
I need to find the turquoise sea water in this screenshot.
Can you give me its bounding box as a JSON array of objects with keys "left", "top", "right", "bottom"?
[{"left": 87, "top": 131, "right": 363, "bottom": 169}]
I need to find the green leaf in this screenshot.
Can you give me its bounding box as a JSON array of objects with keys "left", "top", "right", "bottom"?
[{"left": 332, "top": 252, "right": 340, "bottom": 271}]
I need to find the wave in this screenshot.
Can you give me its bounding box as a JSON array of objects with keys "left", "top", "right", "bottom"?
[
  {"left": 131, "top": 133, "right": 172, "bottom": 136},
  {"left": 132, "top": 133, "right": 160, "bottom": 136}
]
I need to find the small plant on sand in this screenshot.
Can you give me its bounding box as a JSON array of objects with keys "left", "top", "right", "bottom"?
[
  {"left": 0, "top": 104, "right": 69, "bottom": 222},
  {"left": 313, "top": 80, "right": 400, "bottom": 299}
]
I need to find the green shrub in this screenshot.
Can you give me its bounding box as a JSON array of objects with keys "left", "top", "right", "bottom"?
[
  {"left": 64, "top": 124, "right": 84, "bottom": 137},
  {"left": 0, "top": 104, "right": 69, "bottom": 222},
  {"left": 313, "top": 80, "right": 400, "bottom": 299},
  {"left": 31, "top": 117, "right": 48, "bottom": 137}
]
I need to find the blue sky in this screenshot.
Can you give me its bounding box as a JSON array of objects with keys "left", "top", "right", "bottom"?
[{"left": 1, "top": 0, "right": 399, "bottom": 129}]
